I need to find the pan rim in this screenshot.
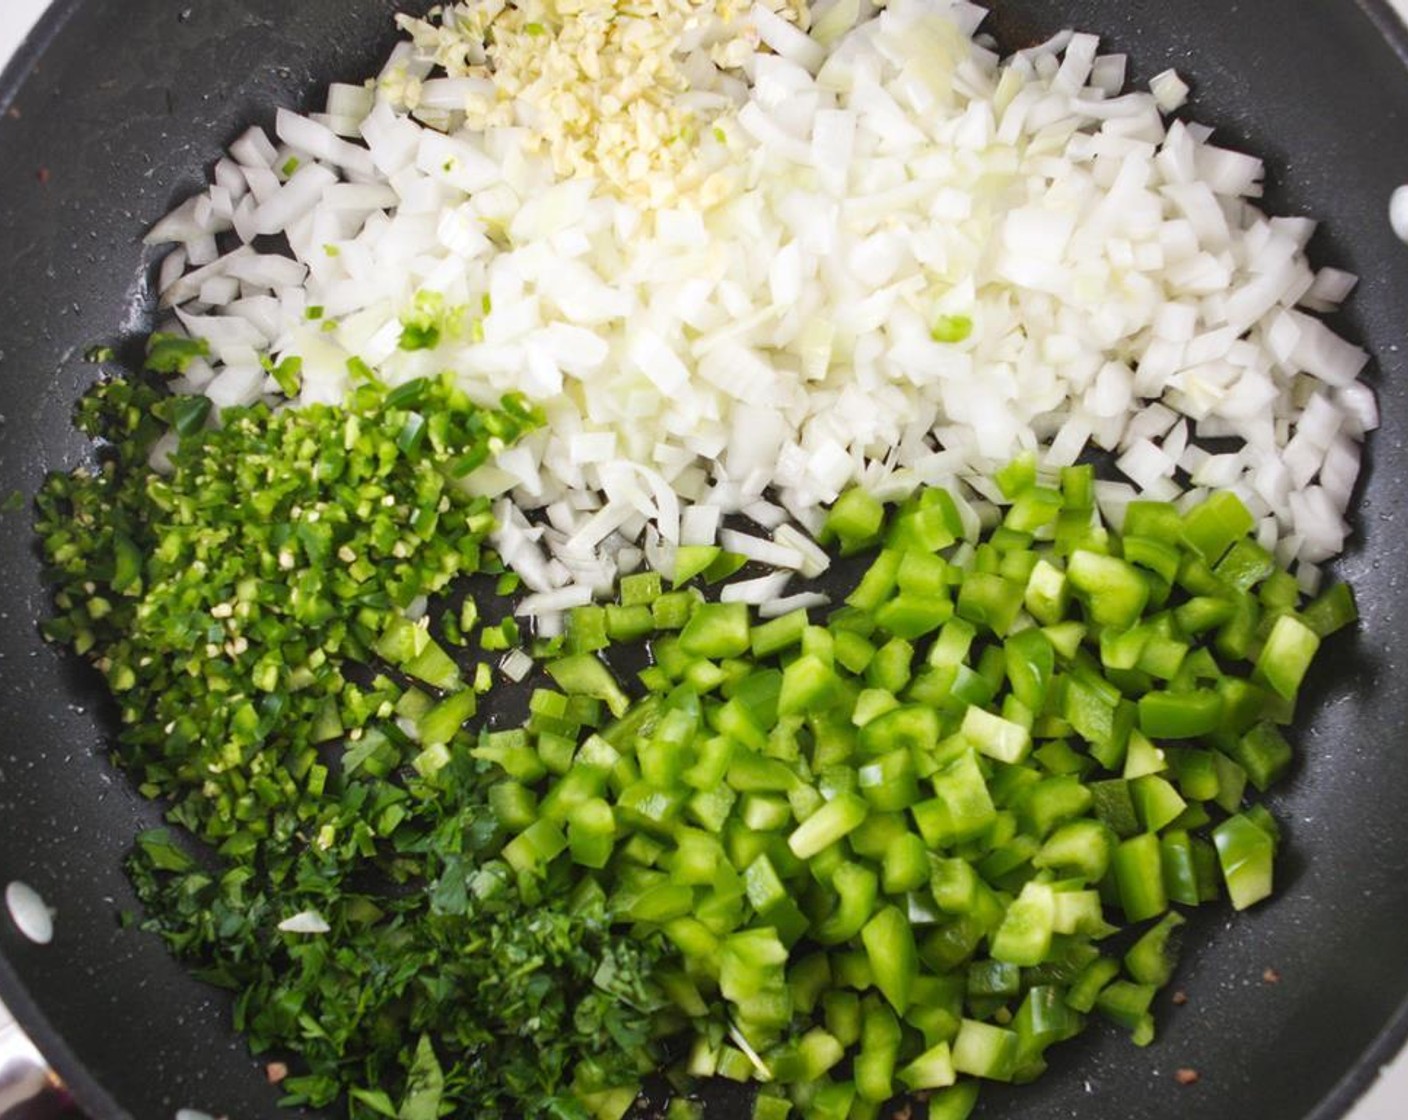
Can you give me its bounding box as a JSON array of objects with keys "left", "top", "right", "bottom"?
[
  {"left": 0, "top": 6, "right": 136, "bottom": 1118},
  {"left": 1303, "top": 29, "right": 1408, "bottom": 1110},
  {"left": 0, "top": 2, "right": 1407, "bottom": 1119},
  {"left": 0, "top": 0, "right": 83, "bottom": 116}
]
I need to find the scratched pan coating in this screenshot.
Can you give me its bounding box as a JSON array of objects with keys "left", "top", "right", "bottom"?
[{"left": 1, "top": 2, "right": 1407, "bottom": 1117}]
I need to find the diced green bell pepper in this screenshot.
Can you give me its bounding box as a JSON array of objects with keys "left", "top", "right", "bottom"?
[
  {"left": 1255, "top": 614, "right": 1321, "bottom": 700},
  {"left": 854, "top": 998, "right": 901, "bottom": 1102},
  {"left": 990, "top": 881, "right": 1056, "bottom": 967},
  {"left": 680, "top": 602, "right": 752, "bottom": 660},
  {"left": 861, "top": 906, "right": 918, "bottom": 1014},
  {"left": 1124, "top": 911, "right": 1186, "bottom": 986},
  {"left": 1213, "top": 812, "right": 1277, "bottom": 910},
  {"left": 951, "top": 1019, "right": 1018, "bottom": 1082},
  {"left": 1066, "top": 550, "right": 1150, "bottom": 630},
  {"left": 1113, "top": 833, "right": 1168, "bottom": 921},
  {"left": 1182, "top": 491, "right": 1254, "bottom": 563}
]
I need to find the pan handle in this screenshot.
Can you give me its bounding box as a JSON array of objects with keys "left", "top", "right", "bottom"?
[{"left": 0, "top": 1011, "right": 80, "bottom": 1120}]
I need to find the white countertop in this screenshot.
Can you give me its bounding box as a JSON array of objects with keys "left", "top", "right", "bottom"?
[{"left": 0, "top": 1, "right": 1406, "bottom": 1117}]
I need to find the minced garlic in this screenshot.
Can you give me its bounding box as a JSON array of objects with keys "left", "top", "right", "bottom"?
[{"left": 394, "top": 0, "right": 804, "bottom": 208}]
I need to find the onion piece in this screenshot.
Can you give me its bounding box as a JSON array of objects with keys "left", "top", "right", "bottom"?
[
  {"left": 721, "top": 570, "right": 794, "bottom": 604},
  {"left": 719, "top": 529, "right": 806, "bottom": 570},
  {"left": 500, "top": 649, "right": 536, "bottom": 682},
  {"left": 758, "top": 591, "right": 831, "bottom": 619},
  {"left": 277, "top": 911, "right": 331, "bottom": 934},
  {"left": 517, "top": 586, "right": 595, "bottom": 616}
]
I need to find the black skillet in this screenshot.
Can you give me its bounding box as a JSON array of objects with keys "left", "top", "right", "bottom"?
[{"left": 2, "top": 1, "right": 1408, "bottom": 1117}]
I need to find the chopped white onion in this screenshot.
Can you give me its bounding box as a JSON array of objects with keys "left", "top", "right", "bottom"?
[
  {"left": 500, "top": 648, "right": 535, "bottom": 682},
  {"left": 720, "top": 570, "right": 793, "bottom": 604},
  {"left": 277, "top": 910, "right": 331, "bottom": 934},
  {"left": 141, "top": 0, "right": 1372, "bottom": 596},
  {"left": 516, "top": 586, "right": 595, "bottom": 616},
  {"left": 719, "top": 529, "right": 806, "bottom": 570},
  {"left": 758, "top": 591, "right": 831, "bottom": 619},
  {"left": 773, "top": 524, "right": 832, "bottom": 579},
  {"left": 681, "top": 505, "right": 722, "bottom": 546}
]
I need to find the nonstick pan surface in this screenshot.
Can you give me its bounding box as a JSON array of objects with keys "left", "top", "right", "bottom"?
[{"left": 2, "top": 2, "right": 1408, "bottom": 1118}]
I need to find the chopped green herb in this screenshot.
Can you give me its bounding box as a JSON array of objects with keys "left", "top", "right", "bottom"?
[{"left": 35, "top": 373, "right": 580, "bottom": 1116}]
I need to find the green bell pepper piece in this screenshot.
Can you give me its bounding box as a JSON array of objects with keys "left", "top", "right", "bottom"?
[
  {"left": 680, "top": 601, "right": 751, "bottom": 659},
  {"left": 502, "top": 818, "right": 568, "bottom": 875},
  {"left": 788, "top": 792, "right": 869, "bottom": 859},
  {"left": 1113, "top": 833, "right": 1168, "bottom": 921},
  {"left": 956, "top": 572, "right": 1026, "bottom": 636},
  {"left": 1124, "top": 911, "right": 1186, "bottom": 986},
  {"left": 1096, "top": 980, "right": 1157, "bottom": 1046},
  {"left": 816, "top": 862, "right": 879, "bottom": 945},
  {"left": 1004, "top": 627, "right": 1056, "bottom": 712},
  {"left": 546, "top": 654, "right": 630, "bottom": 718},
  {"left": 854, "top": 998, "right": 902, "bottom": 1102},
  {"left": 951, "top": 1019, "right": 1019, "bottom": 1081},
  {"left": 1137, "top": 688, "right": 1225, "bottom": 739},
  {"left": 881, "top": 832, "right": 930, "bottom": 895},
  {"left": 1066, "top": 956, "right": 1120, "bottom": 1013},
  {"left": 898, "top": 1041, "right": 957, "bottom": 1091},
  {"left": 1222, "top": 720, "right": 1293, "bottom": 792},
  {"left": 751, "top": 609, "right": 809, "bottom": 659},
  {"left": 567, "top": 798, "right": 615, "bottom": 869},
  {"left": 1181, "top": 491, "right": 1254, "bottom": 563},
  {"left": 1034, "top": 819, "right": 1114, "bottom": 883},
  {"left": 1213, "top": 812, "right": 1277, "bottom": 910},
  {"left": 1066, "top": 550, "right": 1150, "bottom": 630},
  {"left": 1214, "top": 537, "right": 1276, "bottom": 592},
  {"left": 961, "top": 705, "right": 1032, "bottom": 764},
  {"left": 990, "top": 881, "right": 1056, "bottom": 967},
  {"left": 1130, "top": 774, "right": 1188, "bottom": 832},
  {"left": 848, "top": 550, "right": 903, "bottom": 612},
  {"left": 857, "top": 748, "right": 921, "bottom": 812},
  {"left": 1159, "top": 829, "right": 1200, "bottom": 906},
  {"left": 1302, "top": 582, "right": 1358, "bottom": 637},
  {"left": 825, "top": 488, "right": 886, "bottom": 550},
  {"left": 861, "top": 906, "right": 918, "bottom": 1014},
  {"left": 1255, "top": 613, "right": 1321, "bottom": 700},
  {"left": 926, "top": 1082, "right": 980, "bottom": 1120},
  {"left": 777, "top": 654, "right": 844, "bottom": 717}
]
